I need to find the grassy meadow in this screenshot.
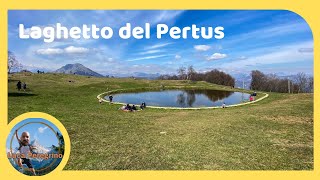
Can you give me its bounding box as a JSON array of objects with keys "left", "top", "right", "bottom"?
[{"left": 8, "top": 73, "right": 313, "bottom": 170}]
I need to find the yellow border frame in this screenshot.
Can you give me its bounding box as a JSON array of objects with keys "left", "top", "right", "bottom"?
[{"left": 0, "top": 0, "right": 318, "bottom": 179}]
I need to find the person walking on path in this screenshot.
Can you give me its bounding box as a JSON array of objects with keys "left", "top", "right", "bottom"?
[
  {"left": 17, "top": 81, "right": 22, "bottom": 91},
  {"left": 108, "top": 95, "right": 113, "bottom": 104},
  {"left": 22, "top": 82, "right": 27, "bottom": 91}
]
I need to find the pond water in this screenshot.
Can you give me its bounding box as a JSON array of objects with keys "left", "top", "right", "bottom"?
[{"left": 105, "top": 89, "right": 251, "bottom": 108}]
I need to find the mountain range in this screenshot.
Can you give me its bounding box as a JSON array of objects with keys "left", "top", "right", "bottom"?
[
  {"left": 52, "top": 64, "right": 312, "bottom": 84},
  {"left": 54, "top": 63, "right": 104, "bottom": 77}
]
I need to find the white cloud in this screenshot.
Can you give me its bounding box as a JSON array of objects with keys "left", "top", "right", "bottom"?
[
  {"left": 36, "top": 48, "right": 64, "bottom": 55},
  {"left": 10, "top": 10, "right": 186, "bottom": 74},
  {"left": 64, "top": 46, "right": 89, "bottom": 54},
  {"left": 218, "top": 41, "right": 313, "bottom": 70},
  {"left": 92, "top": 62, "right": 176, "bottom": 76},
  {"left": 127, "top": 55, "right": 167, "bottom": 62},
  {"left": 107, "top": 58, "right": 114, "bottom": 62},
  {"left": 298, "top": 48, "right": 313, "bottom": 53},
  {"left": 175, "top": 55, "right": 181, "bottom": 59},
  {"left": 194, "top": 45, "right": 211, "bottom": 51},
  {"left": 38, "top": 126, "right": 48, "bottom": 133},
  {"left": 36, "top": 46, "right": 90, "bottom": 56},
  {"left": 71, "top": 10, "right": 184, "bottom": 30},
  {"left": 237, "top": 56, "right": 248, "bottom": 60},
  {"left": 223, "top": 22, "right": 311, "bottom": 47},
  {"left": 138, "top": 49, "right": 163, "bottom": 55},
  {"left": 145, "top": 42, "right": 173, "bottom": 50},
  {"left": 206, "top": 53, "right": 227, "bottom": 60},
  {"left": 154, "top": 11, "right": 185, "bottom": 24}
]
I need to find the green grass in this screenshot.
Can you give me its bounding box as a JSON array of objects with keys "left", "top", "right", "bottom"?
[{"left": 8, "top": 73, "right": 313, "bottom": 170}]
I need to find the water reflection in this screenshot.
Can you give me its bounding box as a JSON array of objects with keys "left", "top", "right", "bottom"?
[
  {"left": 176, "top": 90, "right": 234, "bottom": 107},
  {"left": 106, "top": 89, "right": 250, "bottom": 108},
  {"left": 176, "top": 92, "right": 186, "bottom": 107}
]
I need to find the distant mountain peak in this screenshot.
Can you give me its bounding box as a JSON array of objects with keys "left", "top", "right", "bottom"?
[{"left": 54, "top": 63, "right": 103, "bottom": 77}]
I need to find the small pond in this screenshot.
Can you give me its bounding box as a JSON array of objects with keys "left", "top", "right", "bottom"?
[{"left": 105, "top": 89, "right": 251, "bottom": 108}]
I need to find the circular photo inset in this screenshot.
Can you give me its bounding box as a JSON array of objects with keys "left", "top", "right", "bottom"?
[{"left": 6, "top": 118, "right": 65, "bottom": 176}]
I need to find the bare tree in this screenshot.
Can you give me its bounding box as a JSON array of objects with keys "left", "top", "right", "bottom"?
[
  {"left": 187, "top": 65, "right": 196, "bottom": 80},
  {"left": 294, "top": 72, "right": 308, "bottom": 93},
  {"left": 160, "top": 68, "right": 235, "bottom": 86},
  {"left": 307, "top": 76, "right": 313, "bottom": 93},
  {"left": 250, "top": 70, "right": 266, "bottom": 91},
  {"left": 8, "top": 51, "right": 22, "bottom": 73},
  {"left": 249, "top": 70, "right": 313, "bottom": 93},
  {"left": 177, "top": 66, "right": 187, "bottom": 80}
]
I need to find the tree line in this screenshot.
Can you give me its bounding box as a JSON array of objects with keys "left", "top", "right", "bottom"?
[
  {"left": 250, "top": 70, "right": 313, "bottom": 93},
  {"left": 158, "top": 66, "right": 235, "bottom": 87}
]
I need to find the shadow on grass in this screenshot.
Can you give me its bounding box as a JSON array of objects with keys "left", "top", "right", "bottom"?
[{"left": 8, "top": 92, "right": 37, "bottom": 97}]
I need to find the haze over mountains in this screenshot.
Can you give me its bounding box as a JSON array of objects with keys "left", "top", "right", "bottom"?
[
  {"left": 53, "top": 63, "right": 160, "bottom": 79},
  {"left": 108, "top": 72, "right": 161, "bottom": 79},
  {"left": 51, "top": 63, "right": 312, "bottom": 88}
]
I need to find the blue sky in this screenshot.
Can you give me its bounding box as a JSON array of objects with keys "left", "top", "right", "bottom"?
[
  {"left": 6, "top": 118, "right": 61, "bottom": 151},
  {"left": 8, "top": 10, "right": 313, "bottom": 76}
]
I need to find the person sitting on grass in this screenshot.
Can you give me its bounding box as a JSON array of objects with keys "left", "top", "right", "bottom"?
[
  {"left": 119, "top": 104, "right": 140, "bottom": 112},
  {"left": 132, "top": 105, "right": 137, "bottom": 111},
  {"left": 140, "top": 102, "right": 146, "bottom": 110},
  {"left": 15, "top": 130, "right": 36, "bottom": 176},
  {"left": 222, "top": 102, "right": 226, "bottom": 108},
  {"left": 249, "top": 96, "right": 254, "bottom": 101},
  {"left": 125, "top": 104, "right": 132, "bottom": 111}
]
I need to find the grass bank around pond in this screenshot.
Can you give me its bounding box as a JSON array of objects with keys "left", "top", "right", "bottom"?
[{"left": 8, "top": 73, "right": 313, "bottom": 170}]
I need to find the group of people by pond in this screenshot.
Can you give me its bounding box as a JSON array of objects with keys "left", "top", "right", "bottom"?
[
  {"left": 119, "top": 102, "right": 146, "bottom": 112},
  {"left": 98, "top": 94, "right": 147, "bottom": 112},
  {"left": 221, "top": 91, "right": 257, "bottom": 108},
  {"left": 249, "top": 92, "right": 257, "bottom": 102},
  {"left": 16, "top": 81, "right": 27, "bottom": 91}
]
